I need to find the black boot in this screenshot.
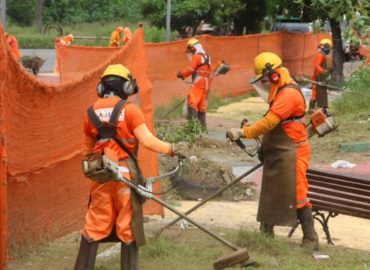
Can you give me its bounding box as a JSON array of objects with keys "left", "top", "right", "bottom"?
[
  {"left": 187, "top": 106, "right": 198, "bottom": 120},
  {"left": 74, "top": 235, "right": 99, "bottom": 270},
  {"left": 121, "top": 242, "right": 139, "bottom": 270},
  {"left": 297, "top": 207, "right": 319, "bottom": 251},
  {"left": 260, "top": 222, "right": 274, "bottom": 238},
  {"left": 197, "top": 111, "right": 207, "bottom": 129}
]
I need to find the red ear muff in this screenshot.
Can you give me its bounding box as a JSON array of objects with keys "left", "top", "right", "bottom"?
[
  {"left": 264, "top": 63, "right": 280, "bottom": 83},
  {"left": 269, "top": 72, "right": 280, "bottom": 83}
]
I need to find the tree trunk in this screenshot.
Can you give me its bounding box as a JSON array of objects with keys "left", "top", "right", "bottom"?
[
  {"left": 329, "top": 18, "right": 344, "bottom": 82},
  {"left": 36, "top": 0, "right": 44, "bottom": 33}
]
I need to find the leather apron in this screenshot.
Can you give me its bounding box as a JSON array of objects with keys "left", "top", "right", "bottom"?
[
  {"left": 257, "top": 125, "right": 297, "bottom": 226},
  {"left": 127, "top": 158, "right": 146, "bottom": 247}
]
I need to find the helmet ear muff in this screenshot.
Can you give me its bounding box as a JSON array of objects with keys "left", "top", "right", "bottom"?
[
  {"left": 122, "top": 73, "right": 139, "bottom": 96},
  {"left": 96, "top": 83, "right": 105, "bottom": 98},
  {"left": 264, "top": 63, "right": 280, "bottom": 83}
]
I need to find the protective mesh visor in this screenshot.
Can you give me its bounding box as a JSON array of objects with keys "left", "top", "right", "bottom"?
[{"left": 251, "top": 80, "right": 270, "bottom": 103}]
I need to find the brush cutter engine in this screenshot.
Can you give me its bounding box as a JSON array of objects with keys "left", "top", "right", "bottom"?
[
  {"left": 310, "top": 108, "right": 337, "bottom": 137},
  {"left": 82, "top": 151, "right": 116, "bottom": 184}
]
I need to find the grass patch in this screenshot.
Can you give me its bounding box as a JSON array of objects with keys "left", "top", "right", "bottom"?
[
  {"left": 8, "top": 227, "right": 370, "bottom": 270},
  {"left": 333, "top": 67, "right": 370, "bottom": 113}
]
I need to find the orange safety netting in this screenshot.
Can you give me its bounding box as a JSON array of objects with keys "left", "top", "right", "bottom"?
[
  {"left": 0, "top": 26, "right": 162, "bottom": 267},
  {"left": 58, "top": 32, "right": 332, "bottom": 106}
]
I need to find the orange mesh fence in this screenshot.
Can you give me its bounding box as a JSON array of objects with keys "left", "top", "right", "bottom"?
[
  {"left": 58, "top": 32, "right": 331, "bottom": 106},
  {"left": 0, "top": 26, "right": 161, "bottom": 267}
]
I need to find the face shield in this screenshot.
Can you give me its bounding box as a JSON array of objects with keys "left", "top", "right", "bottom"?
[{"left": 250, "top": 76, "right": 271, "bottom": 103}]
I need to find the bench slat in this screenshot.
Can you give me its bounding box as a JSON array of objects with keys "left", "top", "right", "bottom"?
[
  {"left": 308, "top": 168, "right": 370, "bottom": 185},
  {"left": 311, "top": 199, "right": 370, "bottom": 219},
  {"left": 308, "top": 179, "right": 370, "bottom": 197},
  {"left": 307, "top": 174, "right": 370, "bottom": 191},
  {"left": 309, "top": 186, "right": 370, "bottom": 204},
  {"left": 309, "top": 192, "right": 370, "bottom": 211}
]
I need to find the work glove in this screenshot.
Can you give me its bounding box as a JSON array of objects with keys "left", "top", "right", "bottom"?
[
  {"left": 171, "top": 141, "right": 190, "bottom": 158},
  {"left": 226, "top": 128, "right": 244, "bottom": 142},
  {"left": 240, "top": 118, "right": 249, "bottom": 128},
  {"left": 176, "top": 71, "right": 184, "bottom": 80}
]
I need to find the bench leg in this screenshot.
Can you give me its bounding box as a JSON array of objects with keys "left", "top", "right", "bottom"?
[
  {"left": 312, "top": 210, "right": 338, "bottom": 245},
  {"left": 288, "top": 221, "right": 300, "bottom": 238}
]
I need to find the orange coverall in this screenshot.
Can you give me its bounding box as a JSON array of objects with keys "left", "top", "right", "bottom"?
[
  {"left": 6, "top": 34, "right": 20, "bottom": 61},
  {"left": 109, "top": 30, "right": 121, "bottom": 47},
  {"left": 122, "top": 28, "right": 133, "bottom": 45},
  {"left": 180, "top": 53, "right": 211, "bottom": 113},
  {"left": 310, "top": 52, "right": 326, "bottom": 101},
  {"left": 83, "top": 96, "right": 172, "bottom": 243}
]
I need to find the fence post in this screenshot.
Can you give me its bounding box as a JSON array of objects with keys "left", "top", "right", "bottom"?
[{"left": 0, "top": 140, "right": 7, "bottom": 269}]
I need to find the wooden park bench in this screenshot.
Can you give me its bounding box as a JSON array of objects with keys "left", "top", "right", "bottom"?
[{"left": 288, "top": 168, "right": 370, "bottom": 244}]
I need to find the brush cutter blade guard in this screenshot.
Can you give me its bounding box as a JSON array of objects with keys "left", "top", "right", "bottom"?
[{"left": 213, "top": 248, "right": 250, "bottom": 270}]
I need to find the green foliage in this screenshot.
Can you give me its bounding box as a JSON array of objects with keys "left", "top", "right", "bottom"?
[
  {"left": 43, "top": 0, "right": 142, "bottom": 25},
  {"left": 141, "top": 0, "right": 245, "bottom": 36},
  {"left": 333, "top": 67, "right": 370, "bottom": 114},
  {"left": 156, "top": 119, "right": 206, "bottom": 144},
  {"left": 7, "top": 0, "right": 35, "bottom": 26}
]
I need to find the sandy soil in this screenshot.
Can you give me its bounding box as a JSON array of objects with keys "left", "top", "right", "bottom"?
[{"left": 146, "top": 200, "right": 370, "bottom": 252}]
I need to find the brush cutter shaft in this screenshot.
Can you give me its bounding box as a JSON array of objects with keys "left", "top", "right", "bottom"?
[
  {"left": 105, "top": 159, "right": 240, "bottom": 251},
  {"left": 154, "top": 162, "right": 263, "bottom": 236}
]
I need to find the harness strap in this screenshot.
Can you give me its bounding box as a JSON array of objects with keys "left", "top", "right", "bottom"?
[{"left": 87, "top": 99, "right": 144, "bottom": 181}]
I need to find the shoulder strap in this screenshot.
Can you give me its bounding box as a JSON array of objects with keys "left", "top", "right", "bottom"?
[
  {"left": 87, "top": 105, "right": 103, "bottom": 129},
  {"left": 109, "top": 99, "right": 127, "bottom": 127},
  {"left": 87, "top": 99, "right": 127, "bottom": 140},
  {"left": 196, "top": 52, "right": 210, "bottom": 67}
]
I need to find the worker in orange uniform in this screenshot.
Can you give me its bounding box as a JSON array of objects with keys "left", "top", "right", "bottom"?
[
  {"left": 53, "top": 34, "right": 74, "bottom": 74},
  {"left": 309, "top": 38, "right": 332, "bottom": 112},
  {"left": 109, "top": 26, "right": 124, "bottom": 47},
  {"left": 5, "top": 32, "right": 20, "bottom": 61},
  {"left": 176, "top": 38, "right": 211, "bottom": 128},
  {"left": 226, "top": 52, "right": 319, "bottom": 251},
  {"left": 122, "top": 27, "right": 133, "bottom": 45},
  {"left": 74, "top": 64, "right": 188, "bottom": 270},
  {"left": 60, "top": 33, "right": 74, "bottom": 45}
]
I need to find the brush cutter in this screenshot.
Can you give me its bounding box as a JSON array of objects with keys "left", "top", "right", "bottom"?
[{"left": 84, "top": 155, "right": 251, "bottom": 269}]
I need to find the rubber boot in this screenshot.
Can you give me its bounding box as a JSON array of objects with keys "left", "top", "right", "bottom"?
[
  {"left": 308, "top": 100, "right": 316, "bottom": 114},
  {"left": 297, "top": 207, "right": 319, "bottom": 251},
  {"left": 74, "top": 235, "right": 99, "bottom": 270},
  {"left": 259, "top": 222, "right": 275, "bottom": 238},
  {"left": 197, "top": 111, "right": 207, "bottom": 129},
  {"left": 121, "top": 242, "right": 138, "bottom": 270},
  {"left": 187, "top": 106, "right": 198, "bottom": 121}
]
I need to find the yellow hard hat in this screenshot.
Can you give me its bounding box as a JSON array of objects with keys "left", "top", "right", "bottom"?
[
  {"left": 101, "top": 64, "right": 130, "bottom": 80},
  {"left": 319, "top": 38, "right": 333, "bottom": 47},
  {"left": 253, "top": 52, "right": 282, "bottom": 82},
  {"left": 186, "top": 38, "right": 200, "bottom": 52}
]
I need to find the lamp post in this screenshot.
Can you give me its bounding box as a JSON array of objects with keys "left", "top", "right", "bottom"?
[
  {"left": 166, "top": 0, "right": 171, "bottom": 42},
  {"left": 1, "top": 0, "right": 6, "bottom": 30}
]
